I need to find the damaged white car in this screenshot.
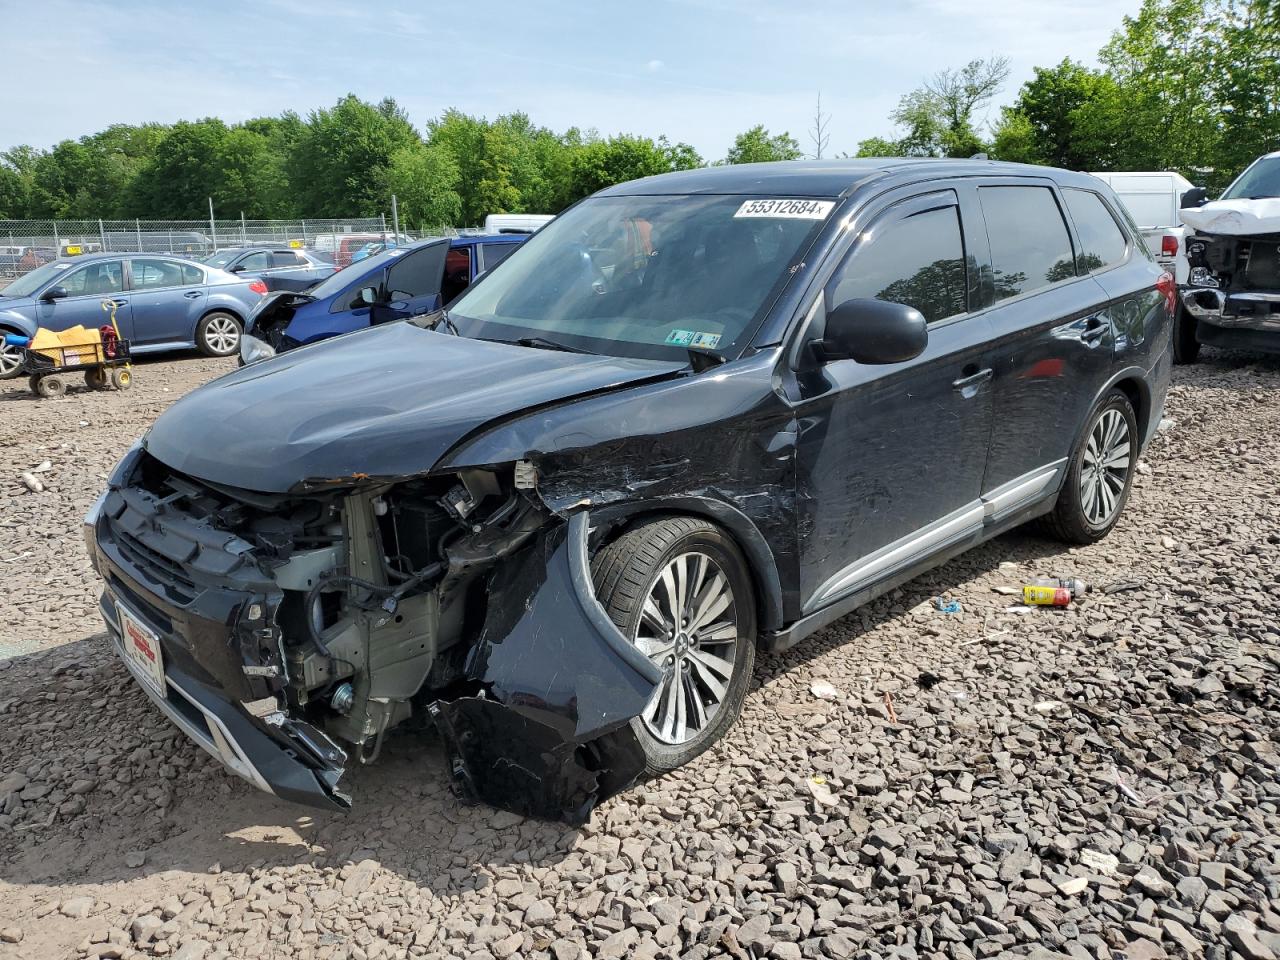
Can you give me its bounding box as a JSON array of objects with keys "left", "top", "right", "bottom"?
[{"left": 1178, "top": 151, "right": 1280, "bottom": 362}]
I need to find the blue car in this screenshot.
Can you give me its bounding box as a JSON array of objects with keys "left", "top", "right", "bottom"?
[
  {"left": 0, "top": 253, "right": 268, "bottom": 377},
  {"left": 240, "top": 234, "right": 526, "bottom": 363}
]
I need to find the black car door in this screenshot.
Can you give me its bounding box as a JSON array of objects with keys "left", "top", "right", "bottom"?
[
  {"left": 970, "top": 179, "right": 1117, "bottom": 504},
  {"left": 789, "top": 189, "right": 996, "bottom": 615}
]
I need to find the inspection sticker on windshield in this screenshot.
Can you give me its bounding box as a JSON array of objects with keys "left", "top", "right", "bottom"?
[
  {"left": 666, "top": 329, "right": 721, "bottom": 348},
  {"left": 734, "top": 198, "right": 835, "bottom": 220}
]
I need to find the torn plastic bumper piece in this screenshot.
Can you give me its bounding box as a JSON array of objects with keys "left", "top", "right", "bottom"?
[{"left": 429, "top": 512, "right": 661, "bottom": 823}]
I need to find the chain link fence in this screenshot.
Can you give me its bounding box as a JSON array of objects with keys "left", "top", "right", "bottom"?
[{"left": 0, "top": 217, "right": 459, "bottom": 282}]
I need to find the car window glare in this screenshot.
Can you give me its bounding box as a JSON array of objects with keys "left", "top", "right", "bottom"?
[
  {"left": 979, "top": 186, "right": 1077, "bottom": 301},
  {"left": 829, "top": 205, "right": 968, "bottom": 324},
  {"left": 1, "top": 260, "right": 72, "bottom": 297},
  {"left": 1063, "top": 189, "right": 1129, "bottom": 273}
]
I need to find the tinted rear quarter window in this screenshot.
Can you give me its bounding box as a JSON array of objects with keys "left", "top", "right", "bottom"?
[
  {"left": 979, "top": 186, "right": 1076, "bottom": 300},
  {"left": 830, "top": 204, "right": 968, "bottom": 324},
  {"left": 480, "top": 243, "right": 518, "bottom": 272},
  {"left": 1063, "top": 189, "right": 1129, "bottom": 272}
]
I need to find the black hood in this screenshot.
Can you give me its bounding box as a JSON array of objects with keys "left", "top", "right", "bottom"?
[{"left": 144, "top": 322, "right": 683, "bottom": 492}]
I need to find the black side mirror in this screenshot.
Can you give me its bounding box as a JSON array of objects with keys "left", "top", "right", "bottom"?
[
  {"left": 817, "top": 298, "right": 928, "bottom": 364},
  {"left": 41, "top": 285, "right": 68, "bottom": 302},
  {"left": 230, "top": 264, "right": 246, "bottom": 273},
  {"left": 1180, "top": 187, "right": 1209, "bottom": 209}
]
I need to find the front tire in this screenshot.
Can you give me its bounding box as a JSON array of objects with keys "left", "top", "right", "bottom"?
[
  {"left": 1172, "top": 304, "right": 1200, "bottom": 365},
  {"left": 196, "top": 312, "right": 242, "bottom": 357},
  {"left": 1037, "top": 389, "right": 1138, "bottom": 544},
  {"left": 591, "top": 517, "right": 756, "bottom": 777},
  {"left": 0, "top": 334, "right": 23, "bottom": 380}
]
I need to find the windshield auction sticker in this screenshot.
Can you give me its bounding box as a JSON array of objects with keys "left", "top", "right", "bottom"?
[{"left": 734, "top": 199, "right": 835, "bottom": 219}]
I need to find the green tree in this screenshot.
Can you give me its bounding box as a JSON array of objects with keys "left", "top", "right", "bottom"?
[
  {"left": 427, "top": 109, "right": 490, "bottom": 224},
  {"left": 724, "top": 125, "right": 802, "bottom": 164},
  {"left": 1100, "top": 0, "right": 1218, "bottom": 176},
  {"left": 288, "top": 95, "right": 420, "bottom": 216},
  {"left": 27, "top": 138, "right": 135, "bottom": 217},
  {"left": 854, "top": 136, "right": 908, "bottom": 158},
  {"left": 568, "top": 134, "right": 697, "bottom": 200},
  {"left": 994, "top": 60, "right": 1131, "bottom": 168},
  {"left": 124, "top": 120, "right": 232, "bottom": 217},
  {"left": 474, "top": 126, "right": 523, "bottom": 216},
  {"left": 858, "top": 58, "right": 1010, "bottom": 159},
  {"left": 383, "top": 143, "right": 461, "bottom": 229}
]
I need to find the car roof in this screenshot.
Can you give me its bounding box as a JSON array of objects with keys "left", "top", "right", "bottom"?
[
  {"left": 448, "top": 234, "right": 527, "bottom": 247},
  {"left": 598, "top": 158, "right": 1104, "bottom": 198},
  {"left": 54, "top": 252, "right": 193, "bottom": 263}
]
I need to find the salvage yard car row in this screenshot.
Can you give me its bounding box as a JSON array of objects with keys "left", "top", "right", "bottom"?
[{"left": 83, "top": 158, "right": 1174, "bottom": 820}]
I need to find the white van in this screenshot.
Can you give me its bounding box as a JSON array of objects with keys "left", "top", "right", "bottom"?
[
  {"left": 1089, "top": 171, "right": 1195, "bottom": 283},
  {"left": 482, "top": 214, "right": 554, "bottom": 235}
]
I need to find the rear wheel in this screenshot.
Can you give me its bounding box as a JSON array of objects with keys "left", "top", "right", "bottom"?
[
  {"left": 1172, "top": 304, "right": 1200, "bottom": 364},
  {"left": 1037, "top": 389, "right": 1138, "bottom": 544},
  {"left": 591, "top": 517, "right": 756, "bottom": 776},
  {"left": 85, "top": 368, "right": 110, "bottom": 390},
  {"left": 110, "top": 367, "right": 133, "bottom": 390},
  {"left": 197, "top": 312, "right": 242, "bottom": 357}
]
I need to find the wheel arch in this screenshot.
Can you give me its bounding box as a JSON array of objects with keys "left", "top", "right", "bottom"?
[
  {"left": 198, "top": 304, "right": 244, "bottom": 325},
  {"left": 587, "top": 498, "right": 786, "bottom": 633}
]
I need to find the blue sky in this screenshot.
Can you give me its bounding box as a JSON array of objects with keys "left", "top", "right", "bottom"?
[{"left": 1, "top": 0, "right": 1141, "bottom": 159}]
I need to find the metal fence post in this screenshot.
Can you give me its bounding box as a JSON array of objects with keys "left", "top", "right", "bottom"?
[
  {"left": 52, "top": 222, "right": 60, "bottom": 257},
  {"left": 99, "top": 218, "right": 107, "bottom": 251},
  {"left": 391, "top": 194, "right": 400, "bottom": 241},
  {"left": 208, "top": 198, "right": 217, "bottom": 252},
  {"left": 168, "top": 229, "right": 174, "bottom": 253},
  {"left": 380, "top": 213, "right": 387, "bottom": 243},
  {"left": 136, "top": 218, "right": 143, "bottom": 252},
  {"left": 241, "top": 212, "right": 247, "bottom": 245}
]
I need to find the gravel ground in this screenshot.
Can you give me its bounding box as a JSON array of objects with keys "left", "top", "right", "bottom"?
[{"left": 1, "top": 349, "right": 1278, "bottom": 960}]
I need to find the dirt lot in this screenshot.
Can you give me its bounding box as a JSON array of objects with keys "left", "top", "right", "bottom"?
[{"left": 1, "top": 349, "right": 1278, "bottom": 960}]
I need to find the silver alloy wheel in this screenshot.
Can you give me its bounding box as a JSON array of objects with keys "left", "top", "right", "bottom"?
[
  {"left": 204, "top": 316, "right": 241, "bottom": 355},
  {"left": 0, "top": 340, "right": 21, "bottom": 377},
  {"left": 1080, "top": 408, "right": 1131, "bottom": 526},
  {"left": 633, "top": 551, "right": 739, "bottom": 745}
]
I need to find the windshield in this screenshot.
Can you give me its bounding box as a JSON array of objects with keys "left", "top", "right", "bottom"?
[
  {"left": 447, "top": 194, "right": 832, "bottom": 360},
  {"left": 1222, "top": 156, "right": 1280, "bottom": 200},
  {"left": 0, "top": 260, "right": 74, "bottom": 298},
  {"left": 203, "top": 250, "right": 239, "bottom": 269}
]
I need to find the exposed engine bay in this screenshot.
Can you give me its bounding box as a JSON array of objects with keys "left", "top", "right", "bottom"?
[
  {"left": 1181, "top": 196, "right": 1280, "bottom": 342},
  {"left": 89, "top": 445, "right": 658, "bottom": 821}
]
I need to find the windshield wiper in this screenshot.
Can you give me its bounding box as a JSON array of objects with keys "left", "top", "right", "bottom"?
[{"left": 508, "top": 336, "right": 592, "bottom": 354}]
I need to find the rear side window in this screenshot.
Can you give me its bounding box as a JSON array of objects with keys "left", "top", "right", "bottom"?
[
  {"left": 479, "top": 243, "right": 518, "bottom": 272},
  {"left": 181, "top": 263, "right": 204, "bottom": 285},
  {"left": 830, "top": 204, "right": 968, "bottom": 324},
  {"left": 238, "top": 251, "right": 272, "bottom": 271},
  {"left": 979, "top": 186, "right": 1076, "bottom": 299},
  {"left": 272, "top": 251, "right": 305, "bottom": 267},
  {"left": 131, "top": 259, "right": 186, "bottom": 290},
  {"left": 1063, "top": 189, "right": 1129, "bottom": 272}
]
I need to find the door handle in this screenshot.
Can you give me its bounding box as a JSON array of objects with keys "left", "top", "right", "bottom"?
[
  {"left": 1080, "top": 316, "right": 1108, "bottom": 342},
  {"left": 952, "top": 367, "right": 993, "bottom": 391},
  {"left": 183, "top": 291, "right": 202, "bottom": 299},
  {"left": 109, "top": 299, "right": 128, "bottom": 307}
]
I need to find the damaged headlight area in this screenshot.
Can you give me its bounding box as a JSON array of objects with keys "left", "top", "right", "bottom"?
[
  {"left": 240, "top": 292, "right": 312, "bottom": 362},
  {"left": 89, "top": 450, "right": 658, "bottom": 821}
]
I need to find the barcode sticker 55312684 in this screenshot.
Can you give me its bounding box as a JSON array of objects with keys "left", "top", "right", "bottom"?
[{"left": 733, "top": 199, "right": 835, "bottom": 220}]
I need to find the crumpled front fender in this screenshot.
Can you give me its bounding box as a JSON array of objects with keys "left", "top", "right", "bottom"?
[{"left": 429, "top": 512, "right": 660, "bottom": 823}]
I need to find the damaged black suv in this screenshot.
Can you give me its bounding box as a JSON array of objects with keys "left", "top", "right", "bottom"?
[{"left": 86, "top": 160, "right": 1173, "bottom": 821}]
